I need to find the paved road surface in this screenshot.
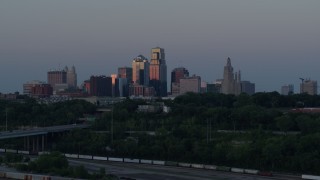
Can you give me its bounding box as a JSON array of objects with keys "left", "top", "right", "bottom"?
[{"left": 69, "top": 159, "right": 300, "bottom": 180}]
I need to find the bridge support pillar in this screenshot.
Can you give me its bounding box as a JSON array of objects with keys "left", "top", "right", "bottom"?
[{"left": 42, "top": 135, "right": 45, "bottom": 151}]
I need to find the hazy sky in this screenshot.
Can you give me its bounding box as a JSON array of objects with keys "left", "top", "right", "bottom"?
[{"left": 1, "top": 0, "right": 319, "bottom": 93}]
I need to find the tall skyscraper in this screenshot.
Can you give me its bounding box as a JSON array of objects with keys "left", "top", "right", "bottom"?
[
  {"left": 65, "top": 66, "right": 77, "bottom": 89},
  {"left": 300, "top": 79, "right": 317, "bottom": 95},
  {"left": 118, "top": 67, "right": 132, "bottom": 84},
  {"left": 149, "top": 47, "right": 167, "bottom": 96},
  {"left": 132, "top": 55, "right": 149, "bottom": 86},
  {"left": 171, "top": 67, "right": 189, "bottom": 96},
  {"left": 221, "top": 57, "right": 241, "bottom": 95}
]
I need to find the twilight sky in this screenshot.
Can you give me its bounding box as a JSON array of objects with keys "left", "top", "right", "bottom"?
[{"left": 1, "top": 0, "right": 319, "bottom": 93}]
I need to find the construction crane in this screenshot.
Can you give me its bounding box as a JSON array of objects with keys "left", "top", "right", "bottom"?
[{"left": 299, "top": 78, "right": 304, "bottom": 83}]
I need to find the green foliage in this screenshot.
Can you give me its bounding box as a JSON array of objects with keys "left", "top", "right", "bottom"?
[
  {"left": 4, "top": 92, "right": 320, "bottom": 175},
  {"left": 4, "top": 153, "right": 23, "bottom": 163},
  {"left": 31, "top": 152, "right": 68, "bottom": 173},
  {"left": 0, "top": 99, "right": 96, "bottom": 129}
]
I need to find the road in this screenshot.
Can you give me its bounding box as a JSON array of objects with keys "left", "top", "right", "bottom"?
[{"left": 68, "top": 159, "right": 300, "bottom": 180}]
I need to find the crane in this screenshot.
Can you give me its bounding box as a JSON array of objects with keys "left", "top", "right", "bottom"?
[{"left": 299, "top": 78, "right": 304, "bottom": 83}]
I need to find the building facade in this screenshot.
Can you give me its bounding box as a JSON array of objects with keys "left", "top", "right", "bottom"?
[
  {"left": 31, "top": 84, "right": 53, "bottom": 98},
  {"left": 221, "top": 57, "right": 241, "bottom": 95},
  {"left": 240, "top": 81, "right": 255, "bottom": 95},
  {"left": 179, "top": 75, "right": 201, "bottom": 95},
  {"left": 300, "top": 79, "right": 317, "bottom": 95},
  {"left": 47, "top": 70, "right": 67, "bottom": 92},
  {"left": 281, "top": 84, "right": 294, "bottom": 95},
  {"left": 118, "top": 67, "right": 132, "bottom": 84},
  {"left": 132, "top": 55, "right": 149, "bottom": 86},
  {"left": 171, "top": 67, "right": 189, "bottom": 96},
  {"left": 65, "top": 66, "right": 77, "bottom": 89},
  {"left": 23, "top": 80, "right": 46, "bottom": 95},
  {"left": 149, "top": 47, "right": 167, "bottom": 96},
  {"left": 129, "top": 84, "right": 155, "bottom": 97},
  {"left": 90, "top": 76, "right": 112, "bottom": 96}
]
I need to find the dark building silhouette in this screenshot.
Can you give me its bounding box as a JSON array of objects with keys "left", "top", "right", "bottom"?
[{"left": 90, "top": 76, "right": 112, "bottom": 96}]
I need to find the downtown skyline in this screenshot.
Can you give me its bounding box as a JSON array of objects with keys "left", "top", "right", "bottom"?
[{"left": 1, "top": 0, "right": 320, "bottom": 93}]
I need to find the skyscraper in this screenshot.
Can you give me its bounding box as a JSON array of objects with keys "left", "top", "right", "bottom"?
[
  {"left": 221, "top": 57, "right": 241, "bottom": 95},
  {"left": 132, "top": 55, "right": 149, "bottom": 86},
  {"left": 118, "top": 67, "right": 132, "bottom": 84},
  {"left": 65, "top": 66, "right": 77, "bottom": 89},
  {"left": 149, "top": 47, "right": 167, "bottom": 96}
]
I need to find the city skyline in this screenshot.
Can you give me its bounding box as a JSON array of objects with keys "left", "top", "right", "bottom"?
[{"left": 1, "top": 0, "right": 319, "bottom": 93}]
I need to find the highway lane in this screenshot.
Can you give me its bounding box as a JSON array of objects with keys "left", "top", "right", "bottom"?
[{"left": 68, "top": 159, "right": 300, "bottom": 180}]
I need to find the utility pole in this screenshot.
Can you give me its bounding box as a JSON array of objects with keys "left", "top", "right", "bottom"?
[
  {"left": 111, "top": 102, "right": 114, "bottom": 145},
  {"left": 5, "top": 108, "right": 8, "bottom": 131},
  {"left": 206, "top": 119, "right": 209, "bottom": 144}
]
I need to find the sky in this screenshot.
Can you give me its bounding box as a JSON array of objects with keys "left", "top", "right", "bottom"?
[{"left": 1, "top": 0, "right": 320, "bottom": 93}]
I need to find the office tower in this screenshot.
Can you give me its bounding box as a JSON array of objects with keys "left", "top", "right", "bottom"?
[
  {"left": 240, "top": 81, "right": 255, "bottom": 95},
  {"left": 171, "top": 67, "right": 189, "bottom": 96},
  {"left": 221, "top": 57, "right": 241, "bottom": 95},
  {"left": 90, "top": 76, "right": 112, "bottom": 96},
  {"left": 47, "top": 70, "right": 67, "bottom": 92},
  {"left": 132, "top": 55, "right": 149, "bottom": 86},
  {"left": 65, "top": 66, "right": 77, "bottom": 89},
  {"left": 179, "top": 75, "right": 201, "bottom": 95},
  {"left": 23, "top": 80, "right": 46, "bottom": 95},
  {"left": 281, "top": 84, "right": 294, "bottom": 95},
  {"left": 118, "top": 67, "right": 132, "bottom": 84},
  {"left": 149, "top": 47, "right": 167, "bottom": 96},
  {"left": 300, "top": 79, "right": 317, "bottom": 95}
]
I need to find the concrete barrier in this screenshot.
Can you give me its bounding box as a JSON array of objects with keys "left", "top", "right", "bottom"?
[
  {"left": 191, "top": 164, "right": 204, "bottom": 169},
  {"left": 302, "top": 174, "right": 320, "bottom": 180},
  {"left": 178, "top": 162, "right": 191, "bottom": 168},
  {"left": 93, "top": 156, "right": 108, "bottom": 161},
  {"left": 124, "top": 158, "right": 140, "bottom": 163},
  {"left": 108, "top": 157, "right": 123, "bottom": 162},
  {"left": 231, "top": 167, "right": 244, "bottom": 173},
  {"left": 204, "top": 165, "right": 217, "bottom": 170},
  {"left": 153, "top": 160, "right": 165, "bottom": 165},
  {"left": 79, "top": 155, "right": 92, "bottom": 160},
  {"left": 140, "top": 159, "right": 152, "bottom": 164}
]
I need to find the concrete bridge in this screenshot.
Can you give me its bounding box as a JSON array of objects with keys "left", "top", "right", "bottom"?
[{"left": 0, "top": 124, "right": 90, "bottom": 152}]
